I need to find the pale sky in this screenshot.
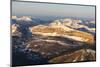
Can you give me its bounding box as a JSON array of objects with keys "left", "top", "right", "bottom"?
[{"left": 12, "top": 1, "right": 95, "bottom": 18}]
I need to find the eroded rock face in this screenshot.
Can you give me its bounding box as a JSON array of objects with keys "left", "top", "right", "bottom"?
[
  {"left": 30, "top": 23, "right": 94, "bottom": 44},
  {"left": 48, "top": 49, "right": 96, "bottom": 63},
  {"left": 12, "top": 24, "right": 22, "bottom": 37}
]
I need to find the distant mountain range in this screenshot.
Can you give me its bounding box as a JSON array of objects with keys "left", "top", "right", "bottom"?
[
  {"left": 12, "top": 16, "right": 95, "bottom": 43},
  {"left": 12, "top": 16, "right": 96, "bottom": 65}
]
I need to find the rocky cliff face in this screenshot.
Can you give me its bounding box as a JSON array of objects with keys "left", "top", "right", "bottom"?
[
  {"left": 30, "top": 21, "right": 94, "bottom": 44},
  {"left": 12, "top": 24, "right": 22, "bottom": 37}
]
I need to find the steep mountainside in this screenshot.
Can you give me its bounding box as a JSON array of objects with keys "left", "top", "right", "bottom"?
[{"left": 30, "top": 21, "right": 94, "bottom": 44}]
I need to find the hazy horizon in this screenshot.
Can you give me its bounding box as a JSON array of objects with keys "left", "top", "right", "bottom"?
[{"left": 12, "top": 1, "right": 95, "bottom": 19}]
